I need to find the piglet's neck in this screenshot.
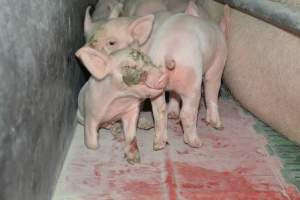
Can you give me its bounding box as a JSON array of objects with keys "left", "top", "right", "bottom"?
[
  {"left": 90, "top": 77, "right": 141, "bottom": 122},
  {"left": 91, "top": 77, "right": 140, "bottom": 104}
]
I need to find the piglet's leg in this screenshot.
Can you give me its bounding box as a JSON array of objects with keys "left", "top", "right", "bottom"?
[
  {"left": 204, "top": 56, "right": 225, "bottom": 130},
  {"left": 84, "top": 117, "right": 99, "bottom": 149},
  {"left": 122, "top": 106, "right": 140, "bottom": 164},
  {"left": 180, "top": 90, "right": 202, "bottom": 148},
  {"left": 151, "top": 93, "right": 168, "bottom": 150},
  {"left": 167, "top": 92, "right": 180, "bottom": 119}
]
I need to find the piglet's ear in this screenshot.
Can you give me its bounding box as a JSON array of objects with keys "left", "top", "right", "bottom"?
[
  {"left": 108, "top": 2, "right": 123, "bottom": 19},
  {"left": 185, "top": 1, "right": 200, "bottom": 17},
  {"left": 84, "top": 6, "right": 94, "bottom": 37},
  {"left": 128, "top": 14, "right": 154, "bottom": 45},
  {"left": 75, "top": 46, "right": 111, "bottom": 80}
]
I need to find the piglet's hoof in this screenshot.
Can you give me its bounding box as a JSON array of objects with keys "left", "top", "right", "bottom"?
[
  {"left": 125, "top": 151, "right": 141, "bottom": 164},
  {"left": 183, "top": 135, "right": 203, "bottom": 148},
  {"left": 85, "top": 141, "right": 99, "bottom": 150},
  {"left": 137, "top": 116, "right": 154, "bottom": 130},
  {"left": 208, "top": 121, "right": 224, "bottom": 131},
  {"left": 201, "top": 118, "right": 209, "bottom": 126},
  {"left": 84, "top": 134, "right": 99, "bottom": 150},
  {"left": 125, "top": 138, "right": 141, "bottom": 164},
  {"left": 153, "top": 140, "right": 168, "bottom": 151},
  {"left": 213, "top": 124, "right": 224, "bottom": 131},
  {"left": 202, "top": 118, "right": 224, "bottom": 131}
]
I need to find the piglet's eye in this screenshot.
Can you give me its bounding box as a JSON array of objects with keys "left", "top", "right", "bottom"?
[{"left": 108, "top": 41, "right": 116, "bottom": 46}]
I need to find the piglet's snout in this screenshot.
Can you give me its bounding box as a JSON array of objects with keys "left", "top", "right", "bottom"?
[{"left": 144, "top": 71, "right": 168, "bottom": 89}]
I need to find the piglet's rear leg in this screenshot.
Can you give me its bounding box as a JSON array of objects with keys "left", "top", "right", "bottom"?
[
  {"left": 84, "top": 117, "right": 100, "bottom": 149},
  {"left": 151, "top": 93, "right": 168, "bottom": 151},
  {"left": 204, "top": 57, "right": 225, "bottom": 130},
  {"left": 122, "top": 106, "right": 141, "bottom": 164},
  {"left": 180, "top": 90, "right": 202, "bottom": 148}
]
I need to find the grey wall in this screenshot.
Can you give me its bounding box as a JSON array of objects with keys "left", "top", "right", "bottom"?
[{"left": 0, "top": 0, "right": 96, "bottom": 199}]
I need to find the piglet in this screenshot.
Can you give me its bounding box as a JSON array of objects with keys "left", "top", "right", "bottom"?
[
  {"left": 76, "top": 46, "right": 169, "bottom": 164},
  {"left": 122, "top": 0, "right": 167, "bottom": 17},
  {"left": 82, "top": 3, "right": 229, "bottom": 150}
]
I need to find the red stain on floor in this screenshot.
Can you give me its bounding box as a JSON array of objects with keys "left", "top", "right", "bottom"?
[
  {"left": 53, "top": 100, "right": 300, "bottom": 200},
  {"left": 94, "top": 164, "right": 101, "bottom": 177},
  {"left": 180, "top": 191, "right": 288, "bottom": 200},
  {"left": 165, "top": 156, "right": 177, "bottom": 200},
  {"left": 176, "top": 149, "right": 189, "bottom": 155},
  {"left": 175, "top": 162, "right": 287, "bottom": 200},
  {"left": 176, "top": 162, "right": 253, "bottom": 191},
  {"left": 287, "top": 187, "right": 300, "bottom": 200},
  {"left": 121, "top": 180, "right": 163, "bottom": 200},
  {"left": 168, "top": 119, "right": 183, "bottom": 136}
]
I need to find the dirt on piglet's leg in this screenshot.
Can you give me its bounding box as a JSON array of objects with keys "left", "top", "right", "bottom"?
[{"left": 111, "top": 122, "right": 124, "bottom": 140}]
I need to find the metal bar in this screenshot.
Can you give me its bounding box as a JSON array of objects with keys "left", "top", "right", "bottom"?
[{"left": 213, "top": 0, "right": 300, "bottom": 35}]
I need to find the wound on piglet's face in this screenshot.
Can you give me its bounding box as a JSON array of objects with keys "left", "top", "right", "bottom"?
[
  {"left": 129, "top": 49, "right": 157, "bottom": 68},
  {"left": 121, "top": 49, "right": 160, "bottom": 86},
  {"left": 121, "top": 66, "right": 146, "bottom": 86}
]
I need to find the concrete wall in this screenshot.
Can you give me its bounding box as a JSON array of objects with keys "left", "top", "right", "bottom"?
[{"left": 0, "top": 0, "right": 96, "bottom": 199}]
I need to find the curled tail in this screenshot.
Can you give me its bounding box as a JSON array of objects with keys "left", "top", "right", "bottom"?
[
  {"left": 219, "top": 5, "right": 231, "bottom": 39},
  {"left": 166, "top": 59, "right": 176, "bottom": 71}
]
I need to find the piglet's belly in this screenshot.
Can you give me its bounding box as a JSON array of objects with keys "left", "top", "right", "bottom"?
[
  {"left": 99, "top": 112, "right": 121, "bottom": 127},
  {"left": 98, "top": 98, "right": 140, "bottom": 126}
]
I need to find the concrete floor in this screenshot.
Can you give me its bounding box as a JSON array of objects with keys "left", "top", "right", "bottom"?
[{"left": 53, "top": 98, "right": 300, "bottom": 200}]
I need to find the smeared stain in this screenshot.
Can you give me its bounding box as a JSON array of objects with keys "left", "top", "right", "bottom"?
[
  {"left": 107, "top": 162, "right": 164, "bottom": 199},
  {"left": 122, "top": 180, "right": 163, "bottom": 200},
  {"left": 176, "top": 149, "right": 189, "bottom": 155},
  {"left": 213, "top": 141, "right": 229, "bottom": 148},
  {"left": 176, "top": 162, "right": 287, "bottom": 199},
  {"left": 94, "top": 164, "right": 101, "bottom": 177},
  {"left": 286, "top": 186, "right": 300, "bottom": 200},
  {"left": 168, "top": 119, "right": 183, "bottom": 136},
  {"left": 205, "top": 132, "right": 231, "bottom": 148},
  {"left": 165, "top": 153, "right": 177, "bottom": 200},
  {"left": 81, "top": 176, "right": 101, "bottom": 188},
  {"left": 54, "top": 100, "right": 300, "bottom": 199}
]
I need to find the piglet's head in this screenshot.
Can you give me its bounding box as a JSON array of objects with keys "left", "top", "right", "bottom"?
[
  {"left": 84, "top": 13, "right": 154, "bottom": 54},
  {"left": 75, "top": 46, "right": 168, "bottom": 99}
]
